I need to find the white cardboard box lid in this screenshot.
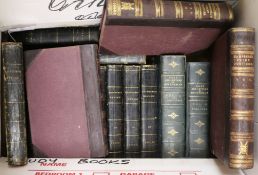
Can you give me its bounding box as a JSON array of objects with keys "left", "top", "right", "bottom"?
[
  {"left": 0, "top": 158, "right": 244, "bottom": 175},
  {"left": 0, "top": 0, "right": 105, "bottom": 32}
]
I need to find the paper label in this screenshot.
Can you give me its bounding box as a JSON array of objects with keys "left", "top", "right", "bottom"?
[
  {"left": 0, "top": 0, "right": 105, "bottom": 31},
  {"left": 0, "top": 158, "right": 243, "bottom": 175}
]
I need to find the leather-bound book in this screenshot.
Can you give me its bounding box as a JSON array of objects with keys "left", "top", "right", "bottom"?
[
  {"left": 211, "top": 28, "right": 255, "bottom": 169},
  {"left": 141, "top": 65, "right": 159, "bottom": 158},
  {"left": 12, "top": 27, "right": 99, "bottom": 49},
  {"left": 100, "top": 55, "right": 146, "bottom": 64},
  {"left": 107, "top": 65, "right": 124, "bottom": 158},
  {"left": 159, "top": 55, "right": 186, "bottom": 158},
  {"left": 99, "top": 0, "right": 234, "bottom": 55},
  {"left": 123, "top": 65, "right": 141, "bottom": 158},
  {"left": 1, "top": 42, "right": 27, "bottom": 166},
  {"left": 186, "top": 62, "right": 210, "bottom": 158},
  {"left": 24, "top": 45, "right": 108, "bottom": 158}
]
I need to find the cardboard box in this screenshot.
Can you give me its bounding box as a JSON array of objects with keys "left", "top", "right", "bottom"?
[{"left": 0, "top": 0, "right": 257, "bottom": 174}]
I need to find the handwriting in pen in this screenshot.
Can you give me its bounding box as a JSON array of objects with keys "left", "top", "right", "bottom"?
[{"left": 48, "top": 0, "right": 105, "bottom": 11}]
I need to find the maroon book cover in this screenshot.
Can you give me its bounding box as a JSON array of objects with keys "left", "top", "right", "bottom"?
[
  {"left": 99, "top": 0, "right": 233, "bottom": 55},
  {"left": 211, "top": 28, "right": 255, "bottom": 169},
  {"left": 24, "top": 45, "right": 108, "bottom": 158}
]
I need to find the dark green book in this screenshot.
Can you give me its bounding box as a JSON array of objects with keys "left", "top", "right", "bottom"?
[
  {"left": 107, "top": 65, "right": 124, "bottom": 158},
  {"left": 159, "top": 55, "right": 186, "bottom": 158},
  {"left": 141, "top": 65, "right": 159, "bottom": 158},
  {"left": 186, "top": 62, "right": 210, "bottom": 158},
  {"left": 11, "top": 27, "right": 99, "bottom": 49},
  {"left": 1, "top": 42, "right": 27, "bottom": 165},
  {"left": 100, "top": 55, "right": 146, "bottom": 65},
  {"left": 123, "top": 65, "right": 141, "bottom": 158}
]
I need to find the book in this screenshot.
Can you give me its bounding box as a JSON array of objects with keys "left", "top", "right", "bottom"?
[
  {"left": 211, "top": 27, "right": 255, "bottom": 169},
  {"left": 24, "top": 44, "right": 108, "bottom": 158},
  {"left": 0, "top": 32, "right": 1, "bottom": 157},
  {"left": 99, "top": 0, "right": 234, "bottom": 55},
  {"left": 99, "top": 65, "right": 108, "bottom": 149},
  {"left": 141, "top": 65, "right": 159, "bottom": 158},
  {"left": 159, "top": 55, "right": 186, "bottom": 158},
  {"left": 123, "top": 65, "right": 141, "bottom": 158},
  {"left": 99, "top": 55, "right": 146, "bottom": 64},
  {"left": 11, "top": 27, "right": 99, "bottom": 49},
  {"left": 1, "top": 42, "right": 27, "bottom": 166},
  {"left": 107, "top": 65, "right": 124, "bottom": 158},
  {"left": 186, "top": 62, "right": 210, "bottom": 158}
]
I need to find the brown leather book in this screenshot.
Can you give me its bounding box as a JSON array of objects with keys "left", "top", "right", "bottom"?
[
  {"left": 99, "top": 0, "right": 234, "bottom": 55},
  {"left": 24, "top": 45, "right": 108, "bottom": 158},
  {"left": 211, "top": 28, "right": 255, "bottom": 169}
]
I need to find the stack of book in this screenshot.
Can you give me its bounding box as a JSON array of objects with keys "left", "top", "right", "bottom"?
[{"left": 0, "top": 0, "right": 255, "bottom": 170}]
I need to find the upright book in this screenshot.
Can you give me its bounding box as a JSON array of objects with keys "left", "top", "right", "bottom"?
[
  {"left": 107, "top": 65, "right": 124, "bottom": 158},
  {"left": 123, "top": 65, "right": 141, "bottom": 158},
  {"left": 100, "top": 0, "right": 234, "bottom": 55},
  {"left": 1, "top": 42, "right": 27, "bottom": 166},
  {"left": 25, "top": 45, "right": 108, "bottom": 158},
  {"left": 211, "top": 27, "right": 255, "bottom": 169},
  {"left": 141, "top": 65, "right": 159, "bottom": 158},
  {"left": 159, "top": 55, "right": 186, "bottom": 158},
  {"left": 186, "top": 62, "right": 210, "bottom": 158}
]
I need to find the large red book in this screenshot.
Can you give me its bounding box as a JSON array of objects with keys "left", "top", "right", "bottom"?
[
  {"left": 24, "top": 45, "right": 108, "bottom": 158},
  {"left": 99, "top": 0, "right": 234, "bottom": 55}
]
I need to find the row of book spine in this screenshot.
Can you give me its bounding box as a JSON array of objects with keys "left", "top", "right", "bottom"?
[{"left": 99, "top": 55, "right": 210, "bottom": 158}]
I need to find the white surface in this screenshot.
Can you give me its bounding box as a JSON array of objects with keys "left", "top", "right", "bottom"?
[
  {"left": 0, "top": 0, "right": 105, "bottom": 31},
  {"left": 0, "top": 158, "right": 243, "bottom": 175}
]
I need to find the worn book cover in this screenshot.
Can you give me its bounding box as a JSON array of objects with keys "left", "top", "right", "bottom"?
[
  {"left": 24, "top": 45, "right": 108, "bottom": 158},
  {"left": 211, "top": 28, "right": 255, "bottom": 169},
  {"left": 11, "top": 27, "right": 99, "bottom": 49},
  {"left": 99, "top": 0, "right": 234, "bottom": 55},
  {"left": 1, "top": 42, "right": 27, "bottom": 166}
]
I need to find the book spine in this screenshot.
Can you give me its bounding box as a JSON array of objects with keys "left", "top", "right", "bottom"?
[
  {"left": 80, "top": 45, "right": 108, "bottom": 157},
  {"left": 229, "top": 28, "right": 255, "bottom": 169},
  {"left": 12, "top": 27, "right": 99, "bottom": 48},
  {"left": 186, "top": 62, "right": 210, "bottom": 158},
  {"left": 159, "top": 55, "right": 186, "bottom": 158},
  {"left": 100, "top": 55, "right": 146, "bottom": 64},
  {"left": 124, "top": 65, "right": 141, "bottom": 158},
  {"left": 107, "top": 65, "right": 124, "bottom": 157},
  {"left": 1, "top": 42, "right": 27, "bottom": 166},
  {"left": 141, "top": 65, "right": 159, "bottom": 158},
  {"left": 100, "top": 65, "right": 108, "bottom": 134},
  {"left": 107, "top": 0, "right": 233, "bottom": 27}
]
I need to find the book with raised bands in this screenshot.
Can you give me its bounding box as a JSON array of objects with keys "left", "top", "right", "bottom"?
[
  {"left": 107, "top": 65, "right": 124, "bottom": 158},
  {"left": 25, "top": 44, "right": 108, "bottom": 158},
  {"left": 99, "top": 0, "right": 234, "bottom": 55},
  {"left": 1, "top": 42, "right": 27, "bottom": 166},
  {"left": 211, "top": 27, "right": 255, "bottom": 169},
  {"left": 12, "top": 27, "right": 99, "bottom": 49},
  {"left": 141, "top": 65, "right": 159, "bottom": 158},
  {"left": 123, "top": 65, "right": 141, "bottom": 158}
]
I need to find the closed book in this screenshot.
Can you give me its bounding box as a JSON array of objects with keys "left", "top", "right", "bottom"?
[
  {"left": 159, "top": 55, "right": 186, "bottom": 158},
  {"left": 100, "top": 55, "right": 146, "bottom": 64},
  {"left": 186, "top": 62, "right": 210, "bottom": 158},
  {"left": 124, "top": 65, "right": 141, "bottom": 158},
  {"left": 12, "top": 27, "right": 99, "bottom": 49},
  {"left": 107, "top": 65, "right": 124, "bottom": 158},
  {"left": 211, "top": 28, "right": 255, "bottom": 169},
  {"left": 141, "top": 65, "right": 159, "bottom": 158},
  {"left": 25, "top": 45, "right": 108, "bottom": 158},
  {"left": 1, "top": 42, "right": 27, "bottom": 166},
  {"left": 100, "top": 0, "right": 234, "bottom": 55}
]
